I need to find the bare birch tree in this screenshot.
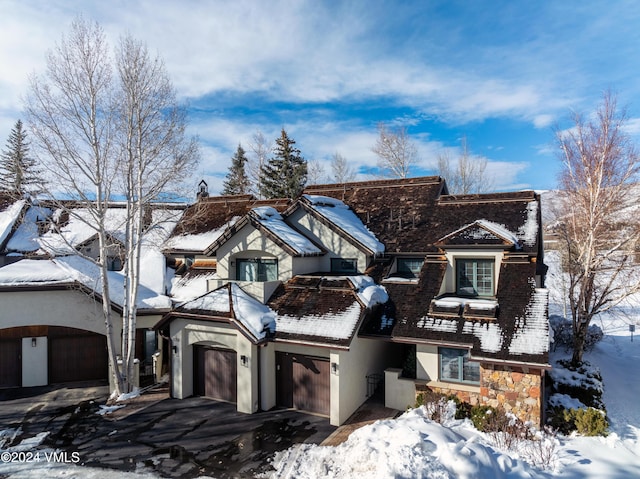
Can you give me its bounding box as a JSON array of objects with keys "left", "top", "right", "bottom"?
[
  {"left": 26, "top": 18, "right": 199, "bottom": 395},
  {"left": 436, "top": 136, "right": 493, "bottom": 194},
  {"left": 554, "top": 91, "right": 640, "bottom": 365},
  {"left": 330, "top": 152, "right": 356, "bottom": 183},
  {"left": 114, "top": 34, "right": 199, "bottom": 391},
  {"left": 247, "top": 130, "right": 271, "bottom": 198},
  {"left": 25, "top": 17, "right": 123, "bottom": 393},
  {"left": 306, "top": 159, "right": 326, "bottom": 186},
  {"left": 372, "top": 123, "right": 417, "bottom": 178}
]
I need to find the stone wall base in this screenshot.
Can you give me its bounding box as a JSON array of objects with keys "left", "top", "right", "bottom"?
[{"left": 414, "top": 364, "right": 544, "bottom": 427}]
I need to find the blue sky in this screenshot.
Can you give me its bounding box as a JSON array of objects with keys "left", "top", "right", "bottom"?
[{"left": 1, "top": 1, "right": 640, "bottom": 194}]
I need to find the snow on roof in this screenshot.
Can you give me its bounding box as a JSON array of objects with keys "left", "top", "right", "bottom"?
[
  {"left": 276, "top": 302, "right": 362, "bottom": 340},
  {"left": 177, "top": 283, "right": 275, "bottom": 340},
  {"left": 441, "top": 219, "right": 521, "bottom": 249},
  {"left": 230, "top": 283, "right": 276, "bottom": 339},
  {"left": 418, "top": 286, "right": 549, "bottom": 358},
  {"left": 36, "top": 208, "right": 128, "bottom": 255},
  {"left": 303, "top": 195, "right": 385, "bottom": 254},
  {"left": 251, "top": 206, "right": 322, "bottom": 256},
  {"left": 0, "top": 200, "right": 26, "bottom": 246},
  {"left": 509, "top": 287, "right": 549, "bottom": 355},
  {"left": 164, "top": 216, "right": 240, "bottom": 252},
  {"left": 179, "top": 286, "right": 231, "bottom": 314},
  {"left": 0, "top": 259, "right": 70, "bottom": 284},
  {"left": 5, "top": 204, "right": 52, "bottom": 252},
  {"left": 170, "top": 269, "right": 219, "bottom": 303},
  {"left": 519, "top": 200, "right": 539, "bottom": 247},
  {"left": 275, "top": 275, "right": 387, "bottom": 341},
  {"left": 0, "top": 255, "right": 171, "bottom": 310}
]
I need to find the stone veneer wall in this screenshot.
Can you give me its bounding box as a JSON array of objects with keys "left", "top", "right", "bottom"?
[
  {"left": 480, "top": 364, "right": 543, "bottom": 426},
  {"left": 415, "top": 364, "right": 544, "bottom": 427}
]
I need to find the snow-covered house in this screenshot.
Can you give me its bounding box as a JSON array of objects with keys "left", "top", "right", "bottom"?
[
  {"left": 0, "top": 199, "right": 182, "bottom": 389},
  {"left": 158, "top": 191, "right": 394, "bottom": 426},
  {"left": 318, "top": 179, "right": 550, "bottom": 426}
]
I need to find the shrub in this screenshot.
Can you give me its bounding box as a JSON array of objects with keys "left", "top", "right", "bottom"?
[
  {"left": 470, "top": 404, "right": 497, "bottom": 431},
  {"left": 566, "top": 408, "right": 609, "bottom": 436}
]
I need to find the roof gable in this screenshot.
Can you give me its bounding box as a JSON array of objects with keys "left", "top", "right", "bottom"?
[
  {"left": 436, "top": 220, "right": 521, "bottom": 249},
  {"left": 296, "top": 195, "right": 385, "bottom": 255}
]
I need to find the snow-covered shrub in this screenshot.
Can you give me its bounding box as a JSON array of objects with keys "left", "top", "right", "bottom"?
[
  {"left": 522, "top": 427, "right": 559, "bottom": 470},
  {"left": 549, "top": 359, "right": 605, "bottom": 409},
  {"left": 549, "top": 315, "right": 603, "bottom": 353},
  {"left": 414, "top": 390, "right": 456, "bottom": 424},
  {"left": 546, "top": 360, "right": 609, "bottom": 435}
]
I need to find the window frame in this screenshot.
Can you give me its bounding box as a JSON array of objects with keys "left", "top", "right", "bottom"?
[
  {"left": 456, "top": 258, "right": 495, "bottom": 297},
  {"left": 438, "top": 347, "right": 480, "bottom": 385},
  {"left": 236, "top": 258, "right": 278, "bottom": 282},
  {"left": 330, "top": 258, "right": 358, "bottom": 274}
]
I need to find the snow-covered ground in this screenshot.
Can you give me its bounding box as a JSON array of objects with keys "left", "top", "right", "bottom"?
[{"left": 2, "top": 255, "right": 640, "bottom": 478}]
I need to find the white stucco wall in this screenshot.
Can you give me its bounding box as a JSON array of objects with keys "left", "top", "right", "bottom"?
[
  {"left": 287, "top": 208, "right": 369, "bottom": 273},
  {"left": 169, "top": 318, "right": 259, "bottom": 414},
  {"left": 332, "top": 337, "right": 393, "bottom": 425},
  {"left": 215, "top": 223, "right": 294, "bottom": 281},
  {"left": 385, "top": 368, "right": 416, "bottom": 411},
  {"left": 0, "top": 289, "right": 116, "bottom": 337},
  {"left": 21, "top": 336, "right": 47, "bottom": 387}
]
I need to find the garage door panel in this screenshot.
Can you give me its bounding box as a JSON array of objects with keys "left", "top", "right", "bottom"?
[
  {"left": 49, "top": 334, "right": 108, "bottom": 384},
  {"left": 277, "top": 352, "right": 330, "bottom": 416},
  {"left": 0, "top": 339, "right": 21, "bottom": 388},
  {"left": 195, "top": 346, "right": 237, "bottom": 403}
]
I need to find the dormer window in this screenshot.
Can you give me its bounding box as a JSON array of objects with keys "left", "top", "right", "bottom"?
[
  {"left": 396, "top": 258, "right": 423, "bottom": 279},
  {"left": 456, "top": 258, "right": 494, "bottom": 297}
]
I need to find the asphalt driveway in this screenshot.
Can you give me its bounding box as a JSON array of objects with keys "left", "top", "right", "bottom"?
[{"left": 0, "top": 382, "right": 336, "bottom": 478}]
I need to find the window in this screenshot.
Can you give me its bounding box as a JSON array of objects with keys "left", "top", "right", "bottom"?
[
  {"left": 237, "top": 258, "right": 278, "bottom": 281},
  {"left": 331, "top": 258, "right": 357, "bottom": 273},
  {"left": 396, "top": 258, "right": 424, "bottom": 278},
  {"left": 107, "top": 256, "right": 123, "bottom": 271},
  {"left": 439, "top": 348, "right": 480, "bottom": 384},
  {"left": 456, "top": 259, "right": 494, "bottom": 296}
]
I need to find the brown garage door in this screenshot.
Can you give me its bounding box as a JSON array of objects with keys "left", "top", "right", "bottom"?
[
  {"left": 0, "top": 339, "right": 21, "bottom": 388},
  {"left": 276, "top": 352, "right": 330, "bottom": 416},
  {"left": 49, "top": 332, "right": 108, "bottom": 384},
  {"left": 194, "top": 346, "right": 237, "bottom": 403}
]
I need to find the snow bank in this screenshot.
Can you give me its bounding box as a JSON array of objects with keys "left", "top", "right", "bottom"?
[{"left": 251, "top": 207, "right": 322, "bottom": 256}]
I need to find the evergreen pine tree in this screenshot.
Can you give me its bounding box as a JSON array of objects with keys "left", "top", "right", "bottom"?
[
  {"left": 222, "top": 144, "right": 251, "bottom": 195},
  {"left": 0, "top": 120, "right": 41, "bottom": 197},
  {"left": 259, "top": 129, "right": 307, "bottom": 199}
]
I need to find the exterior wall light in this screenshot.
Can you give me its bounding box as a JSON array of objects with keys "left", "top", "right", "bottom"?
[
  {"left": 241, "top": 355, "right": 249, "bottom": 367},
  {"left": 31, "top": 337, "right": 37, "bottom": 347},
  {"left": 331, "top": 362, "right": 339, "bottom": 375}
]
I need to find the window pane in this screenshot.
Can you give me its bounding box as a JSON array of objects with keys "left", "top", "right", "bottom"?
[
  {"left": 463, "top": 355, "right": 480, "bottom": 383},
  {"left": 238, "top": 259, "right": 277, "bottom": 281},
  {"left": 331, "top": 258, "right": 357, "bottom": 273},
  {"left": 397, "top": 258, "right": 423, "bottom": 277},
  {"left": 439, "top": 347, "right": 480, "bottom": 384},
  {"left": 237, "top": 260, "right": 256, "bottom": 281},
  {"left": 440, "top": 348, "right": 461, "bottom": 381},
  {"left": 456, "top": 259, "right": 494, "bottom": 296}
]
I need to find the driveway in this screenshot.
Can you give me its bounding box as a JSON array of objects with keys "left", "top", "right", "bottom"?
[{"left": 0, "top": 382, "right": 336, "bottom": 478}]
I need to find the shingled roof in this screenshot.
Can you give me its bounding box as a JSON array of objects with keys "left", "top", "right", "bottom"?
[
  {"left": 304, "top": 177, "right": 541, "bottom": 254},
  {"left": 166, "top": 195, "right": 292, "bottom": 253},
  {"left": 267, "top": 275, "right": 368, "bottom": 348}
]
